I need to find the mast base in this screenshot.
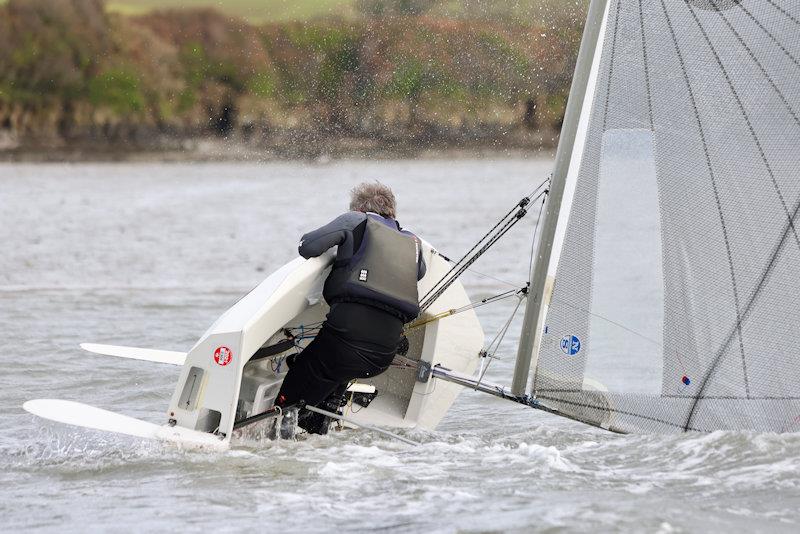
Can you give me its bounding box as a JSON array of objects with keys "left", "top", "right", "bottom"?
[{"left": 430, "top": 365, "right": 560, "bottom": 416}]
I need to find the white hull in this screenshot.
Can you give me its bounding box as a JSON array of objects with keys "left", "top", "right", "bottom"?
[
  {"left": 22, "top": 399, "right": 227, "bottom": 451},
  {"left": 79, "top": 343, "right": 187, "bottom": 366},
  {"left": 26, "top": 242, "right": 483, "bottom": 449}
]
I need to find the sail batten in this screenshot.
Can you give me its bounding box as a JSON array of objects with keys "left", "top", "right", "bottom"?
[{"left": 523, "top": 0, "right": 800, "bottom": 433}]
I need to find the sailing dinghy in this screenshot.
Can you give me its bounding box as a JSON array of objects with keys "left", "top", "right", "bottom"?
[
  {"left": 25, "top": 0, "right": 800, "bottom": 444},
  {"left": 25, "top": 244, "right": 484, "bottom": 449}
]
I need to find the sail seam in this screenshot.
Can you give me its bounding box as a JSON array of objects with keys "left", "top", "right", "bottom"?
[
  {"left": 638, "top": 0, "right": 655, "bottom": 129},
  {"left": 683, "top": 191, "right": 800, "bottom": 430},
  {"left": 536, "top": 389, "right": 800, "bottom": 401},
  {"left": 537, "top": 394, "right": 694, "bottom": 431},
  {"left": 657, "top": 0, "right": 749, "bottom": 411},
  {"left": 736, "top": 2, "right": 800, "bottom": 67},
  {"left": 688, "top": 2, "right": 800, "bottom": 398},
  {"left": 538, "top": 390, "right": 800, "bottom": 433},
  {"left": 764, "top": 0, "right": 800, "bottom": 27},
  {"left": 697, "top": 1, "right": 800, "bottom": 250},
  {"left": 690, "top": 0, "right": 800, "bottom": 396},
  {"left": 715, "top": 3, "right": 800, "bottom": 128},
  {"left": 602, "top": 0, "right": 623, "bottom": 130}
]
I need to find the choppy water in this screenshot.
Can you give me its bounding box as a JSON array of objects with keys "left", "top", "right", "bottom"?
[{"left": 1, "top": 160, "right": 799, "bottom": 533}]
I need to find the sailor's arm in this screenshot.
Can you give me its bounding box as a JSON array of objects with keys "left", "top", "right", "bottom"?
[
  {"left": 298, "top": 212, "right": 366, "bottom": 259},
  {"left": 417, "top": 249, "right": 427, "bottom": 280},
  {"left": 405, "top": 231, "right": 427, "bottom": 280}
]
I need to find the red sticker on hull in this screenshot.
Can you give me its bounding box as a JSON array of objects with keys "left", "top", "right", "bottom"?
[{"left": 214, "top": 346, "right": 233, "bottom": 366}]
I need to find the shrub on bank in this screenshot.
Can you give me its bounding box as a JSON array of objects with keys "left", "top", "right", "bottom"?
[{"left": 0, "top": 0, "right": 582, "bottom": 150}]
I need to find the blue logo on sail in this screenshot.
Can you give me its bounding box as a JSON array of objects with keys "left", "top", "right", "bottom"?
[{"left": 560, "top": 335, "right": 581, "bottom": 355}]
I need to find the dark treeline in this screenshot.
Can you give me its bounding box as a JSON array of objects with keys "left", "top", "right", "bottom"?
[{"left": 0, "top": 0, "right": 585, "bottom": 157}]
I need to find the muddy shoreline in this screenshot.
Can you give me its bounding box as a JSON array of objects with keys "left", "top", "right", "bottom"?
[{"left": 0, "top": 131, "right": 558, "bottom": 162}]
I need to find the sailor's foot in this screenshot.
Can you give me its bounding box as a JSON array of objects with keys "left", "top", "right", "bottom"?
[
  {"left": 279, "top": 407, "right": 298, "bottom": 440},
  {"left": 298, "top": 387, "right": 348, "bottom": 435},
  {"left": 297, "top": 408, "right": 330, "bottom": 435}
]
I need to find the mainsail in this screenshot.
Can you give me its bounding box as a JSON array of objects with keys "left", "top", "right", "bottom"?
[{"left": 516, "top": 0, "right": 800, "bottom": 432}]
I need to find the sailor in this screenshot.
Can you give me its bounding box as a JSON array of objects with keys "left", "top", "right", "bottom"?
[{"left": 274, "top": 182, "right": 426, "bottom": 434}]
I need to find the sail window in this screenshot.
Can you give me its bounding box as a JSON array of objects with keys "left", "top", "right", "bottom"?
[{"left": 584, "top": 128, "right": 664, "bottom": 394}]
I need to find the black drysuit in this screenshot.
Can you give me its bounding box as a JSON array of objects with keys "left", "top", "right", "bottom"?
[{"left": 275, "top": 212, "right": 426, "bottom": 419}]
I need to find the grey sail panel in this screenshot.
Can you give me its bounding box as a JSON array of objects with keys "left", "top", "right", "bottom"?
[
  {"left": 534, "top": 391, "right": 800, "bottom": 433},
  {"left": 532, "top": 0, "right": 800, "bottom": 432}
]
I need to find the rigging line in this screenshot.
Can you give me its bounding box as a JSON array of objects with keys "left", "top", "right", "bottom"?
[
  {"left": 533, "top": 386, "right": 800, "bottom": 402},
  {"left": 657, "top": 0, "right": 748, "bottom": 397},
  {"left": 527, "top": 188, "right": 549, "bottom": 283},
  {"left": 291, "top": 328, "right": 322, "bottom": 335},
  {"left": 455, "top": 288, "right": 522, "bottom": 312},
  {"left": 524, "top": 177, "right": 552, "bottom": 204},
  {"left": 428, "top": 185, "right": 540, "bottom": 288},
  {"left": 534, "top": 393, "right": 696, "bottom": 432},
  {"left": 436, "top": 252, "right": 521, "bottom": 288},
  {"left": 684, "top": 189, "right": 800, "bottom": 430},
  {"left": 425, "top": 220, "right": 521, "bottom": 304},
  {"left": 549, "top": 296, "right": 663, "bottom": 348},
  {"left": 419, "top": 186, "right": 548, "bottom": 312},
  {"left": 421, "top": 220, "right": 521, "bottom": 310},
  {"left": 406, "top": 287, "right": 524, "bottom": 332},
  {"left": 462, "top": 269, "right": 519, "bottom": 288},
  {"left": 419, "top": 179, "right": 550, "bottom": 305},
  {"left": 735, "top": 1, "right": 800, "bottom": 67},
  {"left": 451, "top": 190, "right": 547, "bottom": 291},
  {"left": 420, "top": 212, "right": 520, "bottom": 305},
  {"left": 303, "top": 405, "right": 420, "bottom": 446},
  {"left": 714, "top": 2, "right": 800, "bottom": 128},
  {"left": 637, "top": 0, "right": 654, "bottom": 129},
  {"left": 435, "top": 289, "right": 522, "bottom": 322},
  {"left": 667, "top": 394, "right": 800, "bottom": 400},
  {"left": 419, "top": 212, "right": 528, "bottom": 312},
  {"left": 476, "top": 294, "right": 525, "bottom": 390},
  {"left": 482, "top": 292, "right": 526, "bottom": 354},
  {"left": 602, "top": 0, "right": 624, "bottom": 131}
]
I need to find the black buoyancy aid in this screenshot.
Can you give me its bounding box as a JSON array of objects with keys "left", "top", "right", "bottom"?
[{"left": 330, "top": 214, "right": 421, "bottom": 322}]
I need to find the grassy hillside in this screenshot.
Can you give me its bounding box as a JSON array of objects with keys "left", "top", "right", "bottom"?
[
  {"left": 104, "top": 0, "right": 585, "bottom": 25},
  {"left": 0, "top": 0, "right": 587, "bottom": 24},
  {"left": 106, "top": 0, "right": 359, "bottom": 23},
  {"left": 0, "top": 0, "right": 586, "bottom": 155}
]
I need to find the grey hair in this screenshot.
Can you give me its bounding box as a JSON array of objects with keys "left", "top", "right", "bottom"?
[{"left": 349, "top": 181, "right": 397, "bottom": 219}]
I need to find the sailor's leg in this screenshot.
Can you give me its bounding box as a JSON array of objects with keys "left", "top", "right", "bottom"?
[
  {"left": 275, "top": 329, "right": 341, "bottom": 408},
  {"left": 297, "top": 382, "right": 349, "bottom": 435},
  {"left": 294, "top": 334, "right": 396, "bottom": 434},
  {"left": 325, "top": 382, "right": 350, "bottom": 411},
  {"left": 276, "top": 327, "right": 397, "bottom": 435}
]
